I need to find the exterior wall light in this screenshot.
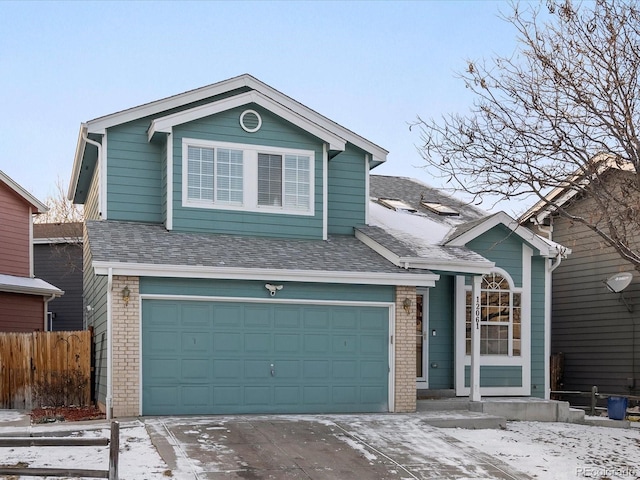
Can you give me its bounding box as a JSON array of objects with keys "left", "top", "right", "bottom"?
[
  {"left": 403, "top": 297, "right": 412, "bottom": 313},
  {"left": 122, "top": 285, "right": 131, "bottom": 306},
  {"left": 265, "top": 283, "right": 283, "bottom": 297}
]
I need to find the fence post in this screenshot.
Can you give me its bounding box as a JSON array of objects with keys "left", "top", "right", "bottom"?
[
  {"left": 109, "top": 421, "right": 119, "bottom": 480},
  {"left": 590, "top": 386, "right": 598, "bottom": 416}
]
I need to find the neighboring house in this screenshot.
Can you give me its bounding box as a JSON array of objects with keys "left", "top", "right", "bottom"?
[
  {"left": 68, "top": 74, "right": 566, "bottom": 418},
  {"left": 521, "top": 165, "right": 639, "bottom": 396},
  {"left": 33, "top": 222, "right": 83, "bottom": 331},
  {"left": 0, "top": 171, "right": 63, "bottom": 331}
]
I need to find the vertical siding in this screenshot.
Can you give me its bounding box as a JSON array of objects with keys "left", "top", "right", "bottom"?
[
  {"left": 327, "top": 144, "right": 367, "bottom": 234},
  {"left": 0, "top": 184, "right": 31, "bottom": 277},
  {"left": 171, "top": 105, "right": 324, "bottom": 238},
  {"left": 106, "top": 119, "right": 164, "bottom": 222},
  {"left": 551, "top": 190, "right": 640, "bottom": 395},
  {"left": 427, "top": 276, "right": 455, "bottom": 389},
  {"left": 33, "top": 243, "right": 83, "bottom": 331},
  {"left": 0, "top": 293, "right": 43, "bottom": 331}
]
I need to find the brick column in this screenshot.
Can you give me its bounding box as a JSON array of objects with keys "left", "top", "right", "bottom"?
[
  {"left": 395, "top": 285, "right": 416, "bottom": 412},
  {"left": 111, "top": 275, "right": 140, "bottom": 417}
]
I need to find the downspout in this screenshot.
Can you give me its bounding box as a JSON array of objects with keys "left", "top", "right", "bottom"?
[
  {"left": 106, "top": 268, "right": 113, "bottom": 420},
  {"left": 44, "top": 294, "right": 56, "bottom": 331},
  {"left": 83, "top": 134, "right": 104, "bottom": 218}
]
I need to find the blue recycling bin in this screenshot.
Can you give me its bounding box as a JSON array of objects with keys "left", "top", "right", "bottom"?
[{"left": 607, "top": 396, "right": 628, "bottom": 420}]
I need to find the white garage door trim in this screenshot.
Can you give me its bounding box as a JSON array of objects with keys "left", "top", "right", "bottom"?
[{"left": 138, "top": 294, "right": 396, "bottom": 414}]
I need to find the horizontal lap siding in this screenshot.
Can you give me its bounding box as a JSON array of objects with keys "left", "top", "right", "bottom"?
[
  {"left": 0, "top": 293, "right": 43, "bottom": 332},
  {"left": 327, "top": 145, "right": 366, "bottom": 234},
  {"left": 141, "top": 277, "right": 394, "bottom": 303},
  {"left": 466, "top": 225, "right": 524, "bottom": 287},
  {"left": 106, "top": 121, "right": 163, "bottom": 223},
  {"left": 530, "top": 256, "right": 546, "bottom": 397},
  {"left": 172, "top": 106, "right": 324, "bottom": 239},
  {"left": 0, "top": 185, "right": 30, "bottom": 277},
  {"left": 551, "top": 204, "right": 639, "bottom": 395}
]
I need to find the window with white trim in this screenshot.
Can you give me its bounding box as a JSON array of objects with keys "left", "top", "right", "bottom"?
[
  {"left": 465, "top": 272, "right": 521, "bottom": 356},
  {"left": 182, "top": 138, "right": 314, "bottom": 215}
]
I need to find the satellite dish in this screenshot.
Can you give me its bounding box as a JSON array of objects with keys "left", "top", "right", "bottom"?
[{"left": 604, "top": 272, "right": 633, "bottom": 293}]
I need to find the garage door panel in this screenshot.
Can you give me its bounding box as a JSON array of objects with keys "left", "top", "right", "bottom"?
[
  {"left": 181, "top": 332, "right": 210, "bottom": 353},
  {"left": 143, "top": 300, "right": 389, "bottom": 415},
  {"left": 213, "top": 332, "right": 242, "bottom": 352}
]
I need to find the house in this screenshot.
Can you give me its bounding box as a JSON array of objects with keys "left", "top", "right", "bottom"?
[
  {"left": 0, "top": 171, "right": 63, "bottom": 331},
  {"left": 520, "top": 163, "right": 639, "bottom": 396},
  {"left": 33, "top": 222, "right": 83, "bottom": 331},
  {"left": 68, "top": 74, "right": 566, "bottom": 418}
]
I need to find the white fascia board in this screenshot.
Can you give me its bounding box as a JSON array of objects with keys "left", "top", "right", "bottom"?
[
  {"left": 68, "top": 124, "right": 88, "bottom": 200},
  {"left": 355, "top": 229, "right": 494, "bottom": 275},
  {"left": 0, "top": 274, "right": 64, "bottom": 296},
  {"left": 92, "top": 261, "right": 438, "bottom": 287},
  {"left": 0, "top": 171, "right": 48, "bottom": 213},
  {"left": 148, "top": 90, "right": 347, "bottom": 152},
  {"left": 446, "top": 211, "right": 560, "bottom": 258},
  {"left": 84, "top": 74, "right": 387, "bottom": 162},
  {"left": 33, "top": 237, "right": 82, "bottom": 245}
]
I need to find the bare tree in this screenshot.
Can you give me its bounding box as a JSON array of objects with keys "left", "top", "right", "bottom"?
[
  {"left": 35, "top": 177, "right": 84, "bottom": 225},
  {"left": 415, "top": 0, "right": 640, "bottom": 271}
]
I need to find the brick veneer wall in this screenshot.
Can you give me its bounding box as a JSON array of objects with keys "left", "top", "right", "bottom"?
[
  {"left": 395, "top": 285, "right": 416, "bottom": 412},
  {"left": 111, "top": 275, "right": 140, "bottom": 417}
]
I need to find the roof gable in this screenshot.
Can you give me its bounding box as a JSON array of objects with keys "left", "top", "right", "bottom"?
[{"left": 0, "top": 170, "right": 47, "bottom": 213}]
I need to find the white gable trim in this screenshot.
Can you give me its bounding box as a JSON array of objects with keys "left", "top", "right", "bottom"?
[
  {"left": 148, "top": 90, "right": 346, "bottom": 153},
  {"left": 0, "top": 170, "right": 48, "bottom": 213},
  {"left": 445, "top": 211, "right": 562, "bottom": 258},
  {"left": 92, "top": 261, "right": 438, "bottom": 287}
]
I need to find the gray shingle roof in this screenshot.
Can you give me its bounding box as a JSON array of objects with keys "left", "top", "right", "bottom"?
[{"left": 86, "top": 220, "right": 433, "bottom": 277}]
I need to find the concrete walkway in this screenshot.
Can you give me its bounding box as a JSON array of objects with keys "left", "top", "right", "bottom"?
[{"left": 145, "top": 414, "right": 534, "bottom": 479}]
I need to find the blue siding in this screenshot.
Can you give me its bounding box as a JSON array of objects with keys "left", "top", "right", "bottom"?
[
  {"left": 171, "top": 105, "right": 324, "bottom": 239},
  {"left": 467, "top": 225, "right": 524, "bottom": 287},
  {"left": 140, "top": 277, "right": 394, "bottom": 303},
  {"left": 530, "top": 255, "right": 547, "bottom": 398},
  {"left": 106, "top": 122, "right": 164, "bottom": 222},
  {"left": 328, "top": 144, "right": 367, "bottom": 234},
  {"left": 427, "top": 276, "right": 455, "bottom": 389}
]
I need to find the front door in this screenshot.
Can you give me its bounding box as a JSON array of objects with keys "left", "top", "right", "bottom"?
[{"left": 416, "top": 290, "right": 428, "bottom": 387}]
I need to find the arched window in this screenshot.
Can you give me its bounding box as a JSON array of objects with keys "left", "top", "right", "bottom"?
[{"left": 465, "top": 272, "right": 521, "bottom": 356}]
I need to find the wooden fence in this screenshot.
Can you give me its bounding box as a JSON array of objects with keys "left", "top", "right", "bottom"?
[{"left": 0, "top": 330, "right": 92, "bottom": 409}]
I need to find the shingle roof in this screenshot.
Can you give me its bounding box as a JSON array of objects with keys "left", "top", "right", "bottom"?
[{"left": 86, "top": 220, "right": 433, "bottom": 277}]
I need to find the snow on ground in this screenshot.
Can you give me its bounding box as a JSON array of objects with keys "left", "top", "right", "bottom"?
[
  {"left": 1, "top": 414, "right": 639, "bottom": 479},
  {"left": 446, "top": 420, "right": 640, "bottom": 480}
]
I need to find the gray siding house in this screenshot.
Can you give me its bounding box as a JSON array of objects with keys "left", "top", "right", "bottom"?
[{"left": 521, "top": 166, "right": 639, "bottom": 395}]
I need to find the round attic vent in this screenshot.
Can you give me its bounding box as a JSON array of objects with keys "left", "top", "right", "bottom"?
[{"left": 240, "top": 109, "right": 262, "bottom": 133}]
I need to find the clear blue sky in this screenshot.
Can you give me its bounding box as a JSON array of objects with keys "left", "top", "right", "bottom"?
[{"left": 0, "top": 0, "right": 523, "bottom": 214}]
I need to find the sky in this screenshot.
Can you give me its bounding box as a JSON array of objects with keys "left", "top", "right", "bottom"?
[{"left": 0, "top": 0, "right": 526, "bottom": 215}]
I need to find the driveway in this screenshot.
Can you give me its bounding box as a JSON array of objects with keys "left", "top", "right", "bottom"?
[{"left": 145, "top": 414, "right": 533, "bottom": 479}]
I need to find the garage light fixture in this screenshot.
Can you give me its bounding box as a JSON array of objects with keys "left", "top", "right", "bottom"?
[
  {"left": 265, "top": 283, "right": 283, "bottom": 297},
  {"left": 121, "top": 285, "right": 131, "bottom": 306},
  {"left": 403, "top": 297, "right": 412, "bottom": 313}
]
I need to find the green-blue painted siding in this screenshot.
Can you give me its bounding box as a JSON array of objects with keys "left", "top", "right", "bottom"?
[
  {"left": 465, "top": 366, "right": 523, "bottom": 387},
  {"left": 171, "top": 105, "right": 324, "bottom": 239},
  {"left": 327, "top": 144, "right": 367, "bottom": 234},
  {"left": 140, "top": 277, "right": 394, "bottom": 303},
  {"left": 467, "top": 225, "right": 524, "bottom": 287},
  {"left": 106, "top": 122, "right": 164, "bottom": 222},
  {"left": 427, "top": 277, "right": 455, "bottom": 389},
  {"left": 530, "top": 256, "right": 546, "bottom": 398}
]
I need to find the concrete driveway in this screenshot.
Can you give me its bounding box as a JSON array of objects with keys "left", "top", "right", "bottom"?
[{"left": 145, "top": 414, "right": 533, "bottom": 480}]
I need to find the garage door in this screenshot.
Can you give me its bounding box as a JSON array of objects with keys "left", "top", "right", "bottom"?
[{"left": 142, "top": 300, "right": 389, "bottom": 415}]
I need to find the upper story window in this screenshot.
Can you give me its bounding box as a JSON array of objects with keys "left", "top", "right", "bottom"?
[
  {"left": 465, "top": 272, "right": 521, "bottom": 357},
  {"left": 182, "top": 138, "right": 314, "bottom": 216}
]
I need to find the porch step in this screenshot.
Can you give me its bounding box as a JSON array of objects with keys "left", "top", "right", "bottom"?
[
  {"left": 417, "top": 398, "right": 470, "bottom": 412},
  {"left": 420, "top": 411, "right": 506, "bottom": 430}
]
